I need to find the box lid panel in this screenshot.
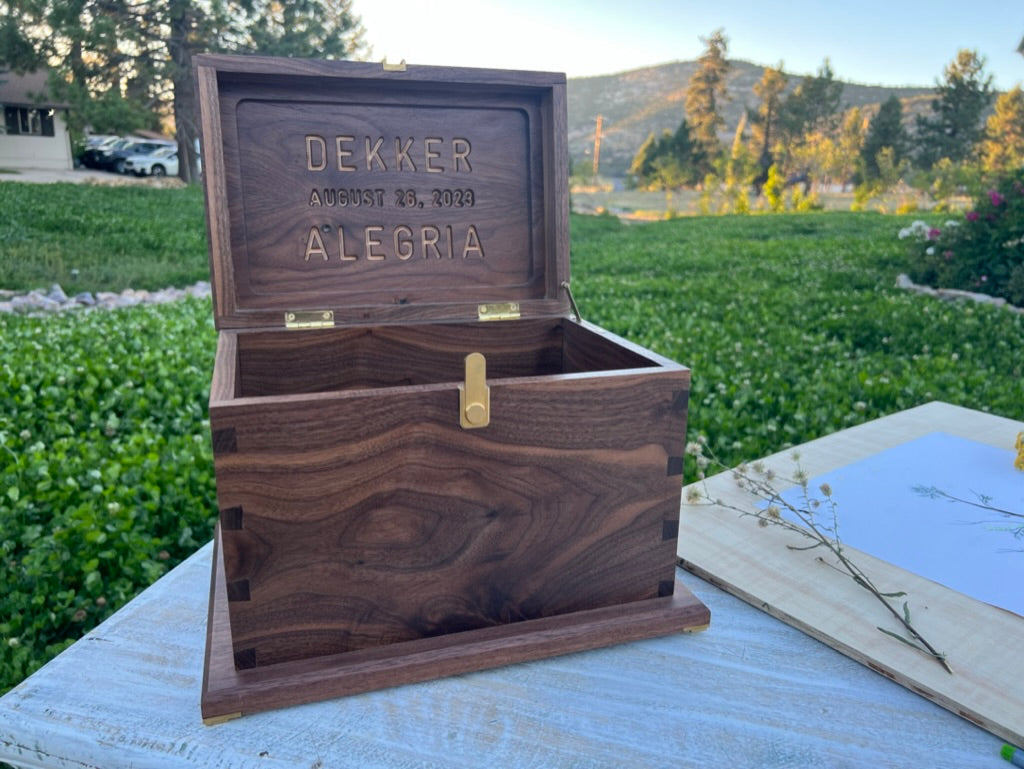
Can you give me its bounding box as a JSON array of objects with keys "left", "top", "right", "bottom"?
[{"left": 195, "top": 55, "right": 570, "bottom": 329}]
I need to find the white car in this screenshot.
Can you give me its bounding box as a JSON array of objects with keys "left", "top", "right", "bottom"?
[{"left": 123, "top": 146, "right": 178, "bottom": 177}]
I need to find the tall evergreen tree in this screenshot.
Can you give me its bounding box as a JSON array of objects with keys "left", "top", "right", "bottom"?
[
  {"left": 778, "top": 60, "right": 843, "bottom": 141},
  {"left": 685, "top": 29, "right": 730, "bottom": 177},
  {"left": 748, "top": 63, "right": 787, "bottom": 190},
  {"left": 981, "top": 85, "right": 1024, "bottom": 173},
  {"left": 628, "top": 120, "right": 701, "bottom": 189},
  {"left": 0, "top": 1, "right": 42, "bottom": 71},
  {"left": 774, "top": 59, "right": 843, "bottom": 184},
  {"left": 629, "top": 133, "right": 659, "bottom": 184},
  {"left": 915, "top": 49, "right": 994, "bottom": 169},
  {"left": 0, "top": 0, "right": 366, "bottom": 182},
  {"left": 860, "top": 96, "right": 908, "bottom": 181}
]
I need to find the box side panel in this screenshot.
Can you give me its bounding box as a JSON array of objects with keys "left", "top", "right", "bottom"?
[{"left": 209, "top": 368, "right": 689, "bottom": 668}]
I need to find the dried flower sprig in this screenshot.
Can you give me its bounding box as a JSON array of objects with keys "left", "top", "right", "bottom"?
[
  {"left": 685, "top": 437, "right": 953, "bottom": 674},
  {"left": 913, "top": 485, "right": 1023, "bottom": 550}
]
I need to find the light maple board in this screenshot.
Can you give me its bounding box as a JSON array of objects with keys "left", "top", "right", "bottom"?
[{"left": 678, "top": 401, "right": 1024, "bottom": 746}]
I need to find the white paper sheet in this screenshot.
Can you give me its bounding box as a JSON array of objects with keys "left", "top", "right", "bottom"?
[{"left": 776, "top": 432, "right": 1024, "bottom": 617}]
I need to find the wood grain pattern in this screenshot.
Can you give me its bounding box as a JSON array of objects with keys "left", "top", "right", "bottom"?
[
  {"left": 196, "top": 54, "right": 698, "bottom": 712},
  {"left": 203, "top": 526, "right": 710, "bottom": 720},
  {"left": 210, "top": 320, "right": 690, "bottom": 668},
  {"left": 228, "top": 318, "right": 657, "bottom": 397},
  {"left": 0, "top": 544, "right": 1003, "bottom": 768},
  {"left": 678, "top": 402, "right": 1024, "bottom": 746},
  {"left": 194, "top": 54, "right": 571, "bottom": 330}
]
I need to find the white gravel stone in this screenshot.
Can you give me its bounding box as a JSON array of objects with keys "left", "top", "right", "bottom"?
[
  {"left": 0, "top": 282, "right": 212, "bottom": 315},
  {"left": 895, "top": 273, "right": 1022, "bottom": 313}
]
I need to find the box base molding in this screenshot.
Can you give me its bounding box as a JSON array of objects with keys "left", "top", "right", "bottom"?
[{"left": 201, "top": 525, "right": 710, "bottom": 722}]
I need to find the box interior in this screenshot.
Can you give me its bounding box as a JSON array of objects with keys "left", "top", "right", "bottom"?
[{"left": 227, "top": 318, "right": 659, "bottom": 398}]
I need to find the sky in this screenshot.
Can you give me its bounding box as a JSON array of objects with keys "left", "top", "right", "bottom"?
[{"left": 356, "top": 0, "right": 1024, "bottom": 90}]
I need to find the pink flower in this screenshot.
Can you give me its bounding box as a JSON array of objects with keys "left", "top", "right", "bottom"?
[
  {"left": 943, "top": 250, "right": 953, "bottom": 261},
  {"left": 927, "top": 228, "right": 941, "bottom": 240},
  {"left": 966, "top": 210, "right": 980, "bottom": 222},
  {"left": 989, "top": 189, "right": 1005, "bottom": 206}
]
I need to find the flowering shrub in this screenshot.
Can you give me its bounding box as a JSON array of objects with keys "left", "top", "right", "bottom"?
[{"left": 900, "top": 168, "right": 1024, "bottom": 306}]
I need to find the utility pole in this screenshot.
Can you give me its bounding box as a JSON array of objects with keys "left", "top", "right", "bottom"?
[{"left": 592, "top": 115, "right": 603, "bottom": 176}]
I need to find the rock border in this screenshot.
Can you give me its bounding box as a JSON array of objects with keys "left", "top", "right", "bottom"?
[
  {"left": 0, "top": 282, "right": 211, "bottom": 315},
  {"left": 895, "top": 274, "right": 1023, "bottom": 315}
]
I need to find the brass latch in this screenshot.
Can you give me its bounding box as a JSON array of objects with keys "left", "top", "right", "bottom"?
[
  {"left": 285, "top": 310, "right": 335, "bottom": 329},
  {"left": 459, "top": 352, "right": 490, "bottom": 429}
]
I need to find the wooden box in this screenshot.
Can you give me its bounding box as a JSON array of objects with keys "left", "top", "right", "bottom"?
[{"left": 195, "top": 54, "right": 708, "bottom": 721}]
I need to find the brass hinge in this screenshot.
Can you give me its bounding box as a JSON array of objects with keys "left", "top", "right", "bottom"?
[
  {"left": 477, "top": 302, "right": 520, "bottom": 322},
  {"left": 285, "top": 310, "right": 335, "bottom": 329}
]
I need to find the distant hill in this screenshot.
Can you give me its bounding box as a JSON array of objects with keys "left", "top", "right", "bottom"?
[{"left": 567, "top": 59, "right": 935, "bottom": 177}]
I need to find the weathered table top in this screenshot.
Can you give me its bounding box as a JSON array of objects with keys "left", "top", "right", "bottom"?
[{"left": 0, "top": 406, "right": 1012, "bottom": 768}]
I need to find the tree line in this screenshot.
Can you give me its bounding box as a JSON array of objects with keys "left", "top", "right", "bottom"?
[
  {"left": 0, "top": 0, "right": 366, "bottom": 182},
  {"left": 628, "top": 30, "right": 1024, "bottom": 209}
]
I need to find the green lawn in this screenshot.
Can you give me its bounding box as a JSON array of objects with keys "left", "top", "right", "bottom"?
[
  {"left": 571, "top": 212, "right": 1024, "bottom": 471},
  {"left": 1, "top": 182, "right": 1022, "bottom": 694},
  {"left": 0, "top": 182, "right": 208, "bottom": 294}
]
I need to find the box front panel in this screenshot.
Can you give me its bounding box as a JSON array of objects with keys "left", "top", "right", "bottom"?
[{"left": 211, "top": 369, "right": 688, "bottom": 669}]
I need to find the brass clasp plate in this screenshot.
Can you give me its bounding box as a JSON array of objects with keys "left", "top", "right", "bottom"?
[{"left": 459, "top": 352, "right": 490, "bottom": 429}]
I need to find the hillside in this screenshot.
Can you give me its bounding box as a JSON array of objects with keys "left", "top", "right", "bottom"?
[{"left": 567, "top": 59, "right": 934, "bottom": 177}]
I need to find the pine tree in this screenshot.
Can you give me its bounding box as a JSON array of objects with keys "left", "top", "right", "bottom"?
[
  {"left": 628, "top": 120, "right": 701, "bottom": 189},
  {"left": 748, "top": 63, "right": 787, "bottom": 190},
  {"left": 860, "top": 96, "right": 908, "bottom": 182},
  {"left": 1, "top": 0, "right": 367, "bottom": 182},
  {"left": 981, "top": 85, "right": 1024, "bottom": 173},
  {"left": 629, "top": 133, "right": 659, "bottom": 185},
  {"left": 685, "top": 29, "right": 730, "bottom": 178},
  {"left": 774, "top": 60, "right": 844, "bottom": 186},
  {"left": 778, "top": 60, "right": 843, "bottom": 141},
  {"left": 915, "top": 49, "right": 994, "bottom": 169}
]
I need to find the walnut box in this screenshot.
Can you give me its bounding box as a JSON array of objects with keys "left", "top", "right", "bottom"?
[{"left": 194, "top": 53, "right": 708, "bottom": 722}]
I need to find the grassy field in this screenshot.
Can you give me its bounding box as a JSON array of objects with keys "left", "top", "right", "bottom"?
[
  {"left": 1, "top": 181, "right": 1022, "bottom": 694},
  {"left": 570, "top": 213, "right": 1023, "bottom": 464},
  {"left": 0, "top": 182, "right": 208, "bottom": 293}
]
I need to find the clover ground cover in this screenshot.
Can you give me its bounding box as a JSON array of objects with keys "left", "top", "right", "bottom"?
[{"left": 1, "top": 187, "right": 1022, "bottom": 693}]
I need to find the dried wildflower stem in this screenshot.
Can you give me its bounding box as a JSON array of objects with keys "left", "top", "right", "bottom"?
[
  {"left": 914, "top": 485, "right": 1024, "bottom": 521},
  {"left": 687, "top": 441, "right": 953, "bottom": 674}
]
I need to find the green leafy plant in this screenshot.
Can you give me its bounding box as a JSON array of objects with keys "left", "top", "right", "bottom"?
[
  {"left": 572, "top": 212, "right": 1024, "bottom": 478},
  {"left": 2, "top": 199, "right": 1024, "bottom": 694},
  {"left": 901, "top": 168, "right": 1024, "bottom": 305},
  {"left": 0, "top": 299, "right": 217, "bottom": 691}
]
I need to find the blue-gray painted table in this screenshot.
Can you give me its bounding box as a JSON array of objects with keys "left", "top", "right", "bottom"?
[{"left": 0, "top": 540, "right": 1006, "bottom": 768}]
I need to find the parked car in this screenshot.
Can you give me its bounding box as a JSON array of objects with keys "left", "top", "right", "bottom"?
[
  {"left": 105, "top": 139, "right": 175, "bottom": 173},
  {"left": 123, "top": 146, "right": 178, "bottom": 177},
  {"left": 77, "top": 136, "right": 125, "bottom": 169}
]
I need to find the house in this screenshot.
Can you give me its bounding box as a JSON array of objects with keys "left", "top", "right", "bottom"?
[{"left": 0, "top": 69, "right": 72, "bottom": 171}]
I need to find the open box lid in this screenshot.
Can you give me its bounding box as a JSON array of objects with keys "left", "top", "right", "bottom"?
[{"left": 194, "top": 54, "right": 572, "bottom": 330}]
